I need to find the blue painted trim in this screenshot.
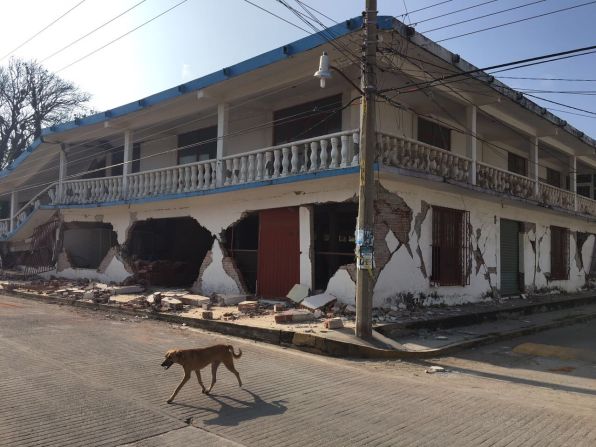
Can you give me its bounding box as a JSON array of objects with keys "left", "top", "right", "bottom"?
[{"left": 1, "top": 16, "right": 395, "bottom": 180}]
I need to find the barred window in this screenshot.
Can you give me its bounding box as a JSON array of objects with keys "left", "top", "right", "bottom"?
[
  {"left": 550, "top": 226, "right": 569, "bottom": 281},
  {"left": 431, "top": 206, "right": 470, "bottom": 286}
]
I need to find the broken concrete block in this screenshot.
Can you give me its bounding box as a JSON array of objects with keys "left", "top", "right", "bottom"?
[
  {"left": 162, "top": 297, "right": 183, "bottom": 310},
  {"left": 82, "top": 291, "right": 95, "bottom": 300},
  {"left": 109, "top": 294, "right": 145, "bottom": 305},
  {"left": 287, "top": 284, "right": 309, "bottom": 303},
  {"left": 216, "top": 294, "right": 250, "bottom": 306},
  {"left": 146, "top": 292, "right": 162, "bottom": 305},
  {"left": 273, "top": 304, "right": 286, "bottom": 313},
  {"left": 112, "top": 285, "right": 144, "bottom": 295},
  {"left": 313, "top": 309, "right": 323, "bottom": 318},
  {"left": 301, "top": 293, "right": 337, "bottom": 311},
  {"left": 425, "top": 366, "right": 447, "bottom": 374},
  {"left": 202, "top": 311, "right": 213, "bottom": 319},
  {"left": 274, "top": 309, "right": 314, "bottom": 324},
  {"left": 178, "top": 294, "right": 210, "bottom": 307},
  {"left": 238, "top": 301, "right": 258, "bottom": 313},
  {"left": 324, "top": 317, "right": 344, "bottom": 329}
]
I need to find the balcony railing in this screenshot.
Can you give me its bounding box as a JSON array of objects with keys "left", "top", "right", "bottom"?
[
  {"left": 378, "top": 131, "right": 595, "bottom": 216},
  {"left": 2, "top": 129, "right": 596, "bottom": 240}
]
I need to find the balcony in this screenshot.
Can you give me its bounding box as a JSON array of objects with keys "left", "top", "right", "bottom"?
[
  {"left": 379, "top": 131, "right": 588, "bottom": 215},
  {"left": 1, "top": 129, "right": 595, "bottom": 240}
]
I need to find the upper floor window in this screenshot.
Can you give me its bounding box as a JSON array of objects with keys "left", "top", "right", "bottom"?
[
  {"left": 545, "top": 167, "right": 561, "bottom": 188},
  {"left": 417, "top": 117, "right": 451, "bottom": 151},
  {"left": 508, "top": 152, "right": 527, "bottom": 177},
  {"left": 273, "top": 94, "right": 342, "bottom": 145},
  {"left": 110, "top": 144, "right": 140, "bottom": 176},
  {"left": 178, "top": 126, "right": 217, "bottom": 165}
]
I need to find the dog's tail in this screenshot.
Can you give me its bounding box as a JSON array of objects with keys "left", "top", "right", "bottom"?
[{"left": 228, "top": 345, "right": 242, "bottom": 359}]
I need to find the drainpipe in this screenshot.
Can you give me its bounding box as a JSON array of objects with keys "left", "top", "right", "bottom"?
[
  {"left": 466, "top": 105, "right": 477, "bottom": 185},
  {"left": 570, "top": 155, "right": 577, "bottom": 211},
  {"left": 531, "top": 137, "right": 539, "bottom": 199},
  {"left": 9, "top": 190, "right": 17, "bottom": 232},
  {"left": 216, "top": 103, "right": 229, "bottom": 187},
  {"left": 123, "top": 130, "right": 133, "bottom": 199},
  {"left": 58, "top": 144, "right": 67, "bottom": 203}
]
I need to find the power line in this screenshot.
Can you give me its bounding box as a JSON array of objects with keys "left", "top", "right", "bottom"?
[
  {"left": 241, "top": 0, "right": 311, "bottom": 33},
  {"left": 0, "top": 0, "right": 88, "bottom": 62},
  {"left": 415, "top": 0, "right": 499, "bottom": 26},
  {"left": 497, "top": 76, "right": 596, "bottom": 82},
  {"left": 41, "top": 0, "right": 148, "bottom": 64},
  {"left": 435, "top": 1, "right": 596, "bottom": 43},
  {"left": 398, "top": 0, "right": 456, "bottom": 16},
  {"left": 378, "top": 45, "right": 596, "bottom": 94},
  {"left": 421, "top": 0, "right": 545, "bottom": 33},
  {"left": 524, "top": 93, "right": 596, "bottom": 115},
  {"left": 56, "top": 0, "right": 190, "bottom": 73}
]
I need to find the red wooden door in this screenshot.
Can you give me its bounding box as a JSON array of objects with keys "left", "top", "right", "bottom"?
[{"left": 257, "top": 207, "right": 300, "bottom": 298}]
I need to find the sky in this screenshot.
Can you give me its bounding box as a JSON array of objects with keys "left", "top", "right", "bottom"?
[{"left": 0, "top": 0, "right": 594, "bottom": 137}]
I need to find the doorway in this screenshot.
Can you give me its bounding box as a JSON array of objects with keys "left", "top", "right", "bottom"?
[{"left": 500, "top": 219, "right": 522, "bottom": 296}]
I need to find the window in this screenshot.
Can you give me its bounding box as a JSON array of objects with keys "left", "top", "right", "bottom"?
[
  {"left": 508, "top": 152, "right": 528, "bottom": 176},
  {"left": 550, "top": 226, "right": 569, "bottom": 280},
  {"left": 177, "top": 126, "right": 217, "bottom": 165},
  {"left": 110, "top": 143, "right": 141, "bottom": 176},
  {"left": 431, "top": 206, "right": 470, "bottom": 286},
  {"left": 578, "top": 185, "right": 591, "bottom": 198},
  {"left": 273, "top": 95, "right": 342, "bottom": 145},
  {"left": 417, "top": 117, "right": 451, "bottom": 151},
  {"left": 546, "top": 168, "right": 561, "bottom": 188}
]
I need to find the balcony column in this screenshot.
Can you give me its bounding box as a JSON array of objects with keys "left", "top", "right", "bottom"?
[
  {"left": 530, "top": 137, "right": 539, "bottom": 198},
  {"left": 58, "top": 144, "right": 67, "bottom": 203},
  {"left": 465, "top": 105, "right": 477, "bottom": 185},
  {"left": 570, "top": 155, "right": 577, "bottom": 211},
  {"left": 123, "top": 130, "right": 133, "bottom": 198},
  {"left": 216, "top": 103, "right": 229, "bottom": 187},
  {"left": 9, "top": 190, "right": 18, "bottom": 232}
]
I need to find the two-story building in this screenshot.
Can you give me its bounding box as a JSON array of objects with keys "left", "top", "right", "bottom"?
[{"left": 1, "top": 16, "right": 595, "bottom": 308}]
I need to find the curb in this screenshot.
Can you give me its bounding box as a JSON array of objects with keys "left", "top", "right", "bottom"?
[{"left": 3, "top": 289, "right": 596, "bottom": 359}]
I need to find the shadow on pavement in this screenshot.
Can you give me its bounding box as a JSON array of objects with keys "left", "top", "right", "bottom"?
[{"left": 172, "top": 389, "right": 288, "bottom": 427}]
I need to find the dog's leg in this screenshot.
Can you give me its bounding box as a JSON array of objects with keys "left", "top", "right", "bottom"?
[
  {"left": 206, "top": 361, "right": 220, "bottom": 394},
  {"left": 167, "top": 370, "right": 190, "bottom": 403},
  {"left": 222, "top": 357, "right": 242, "bottom": 388},
  {"left": 195, "top": 370, "right": 207, "bottom": 394}
]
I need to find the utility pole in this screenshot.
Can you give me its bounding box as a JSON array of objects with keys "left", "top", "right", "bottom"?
[{"left": 355, "top": 0, "right": 377, "bottom": 339}]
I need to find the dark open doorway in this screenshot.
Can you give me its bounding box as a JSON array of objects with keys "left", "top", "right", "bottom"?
[
  {"left": 223, "top": 213, "right": 259, "bottom": 293},
  {"left": 125, "top": 217, "right": 213, "bottom": 287}
]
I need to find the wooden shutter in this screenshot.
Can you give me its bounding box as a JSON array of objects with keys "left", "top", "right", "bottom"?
[{"left": 550, "top": 226, "right": 569, "bottom": 280}]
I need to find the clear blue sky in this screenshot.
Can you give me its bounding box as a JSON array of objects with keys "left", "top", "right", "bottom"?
[{"left": 0, "top": 0, "right": 594, "bottom": 136}]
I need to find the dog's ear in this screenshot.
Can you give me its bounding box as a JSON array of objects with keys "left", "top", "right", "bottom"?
[{"left": 165, "top": 349, "right": 179, "bottom": 360}]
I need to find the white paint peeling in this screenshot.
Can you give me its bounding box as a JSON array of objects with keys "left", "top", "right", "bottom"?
[
  {"left": 385, "top": 229, "right": 399, "bottom": 253},
  {"left": 201, "top": 240, "right": 241, "bottom": 296}
]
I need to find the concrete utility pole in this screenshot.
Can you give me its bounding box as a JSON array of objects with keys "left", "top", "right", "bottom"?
[{"left": 355, "top": 0, "right": 378, "bottom": 339}]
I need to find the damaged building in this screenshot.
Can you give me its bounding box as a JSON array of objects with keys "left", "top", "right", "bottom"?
[{"left": 1, "top": 15, "right": 596, "bottom": 309}]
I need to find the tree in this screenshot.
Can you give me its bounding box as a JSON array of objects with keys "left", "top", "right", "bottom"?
[{"left": 0, "top": 58, "right": 91, "bottom": 168}]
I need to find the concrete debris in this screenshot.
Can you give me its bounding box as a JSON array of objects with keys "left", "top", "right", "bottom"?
[
  {"left": 112, "top": 285, "right": 144, "bottom": 295},
  {"left": 202, "top": 311, "right": 213, "bottom": 320},
  {"left": 425, "top": 366, "right": 447, "bottom": 374},
  {"left": 238, "top": 301, "right": 258, "bottom": 313},
  {"left": 273, "top": 304, "right": 286, "bottom": 313},
  {"left": 275, "top": 309, "right": 314, "bottom": 324},
  {"left": 216, "top": 294, "right": 251, "bottom": 306},
  {"left": 344, "top": 304, "right": 356, "bottom": 314},
  {"left": 301, "top": 293, "right": 337, "bottom": 311},
  {"left": 313, "top": 309, "right": 323, "bottom": 318},
  {"left": 287, "top": 284, "right": 309, "bottom": 303},
  {"left": 109, "top": 294, "right": 146, "bottom": 305},
  {"left": 161, "top": 297, "right": 183, "bottom": 311},
  {"left": 324, "top": 317, "right": 344, "bottom": 329},
  {"left": 178, "top": 294, "right": 211, "bottom": 307}
]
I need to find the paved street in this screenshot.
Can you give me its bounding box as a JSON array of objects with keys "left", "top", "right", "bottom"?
[{"left": 1, "top": 294, "right": 595, "bottom": 447}]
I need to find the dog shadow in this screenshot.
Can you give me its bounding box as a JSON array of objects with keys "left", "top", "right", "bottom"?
[{"left": 174, "top": 389, "right": 287, "bottom": 427}]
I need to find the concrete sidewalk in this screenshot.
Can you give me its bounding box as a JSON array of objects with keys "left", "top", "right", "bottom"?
[{"left": 2, "top": 285, "right": 595, "bottom": 359}]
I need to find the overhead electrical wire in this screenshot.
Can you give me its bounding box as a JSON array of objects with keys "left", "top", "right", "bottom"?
[
  {"left": 40, "top": 0, "right": 148, "bottom": 64},
  {"left": 421, "top": 0, "right": 546, "bottom": 33},
  {"left": 56, "top": 0, "right": 190, "bottom": 73},
  {"left": 414, "top": 0, "right": 499, "bottom": 26},
  {"left": 0, "top": 0, "right": 88, "bottom": 62},
  {"left": 241, "top": 0, "right": 311, "bottom": 33},
  {"left": 434, "top": 1, "right": 596, "bottom": 43},
  {"left": 398, "top": 0, "right": 456, "bottom": 17}
]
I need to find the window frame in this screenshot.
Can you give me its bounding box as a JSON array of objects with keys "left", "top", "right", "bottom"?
[{"left": 417, "top": 117, "right": 451, "bottom": 151}]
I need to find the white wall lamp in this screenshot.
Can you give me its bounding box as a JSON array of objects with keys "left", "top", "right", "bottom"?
[{"left": 314, "top": 51, "right": 363, "bottom": 93}]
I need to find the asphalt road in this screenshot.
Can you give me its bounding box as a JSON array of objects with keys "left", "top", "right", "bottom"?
[{"left": 1, "top": 294, "right": 595, "bottom": 447}]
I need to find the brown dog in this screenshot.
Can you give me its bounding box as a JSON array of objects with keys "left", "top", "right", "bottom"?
[{"left": 161, "top": 344, "right": 242, "bottom": 403}]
